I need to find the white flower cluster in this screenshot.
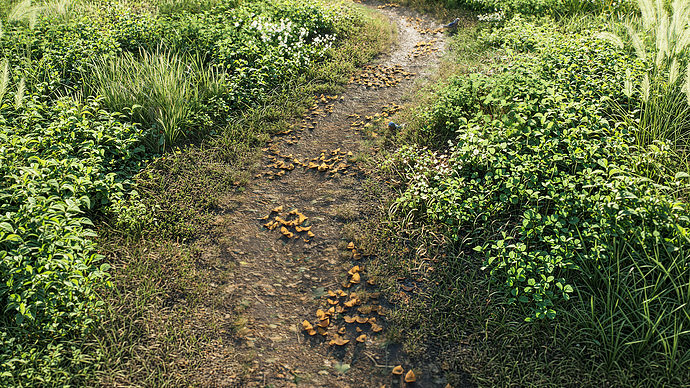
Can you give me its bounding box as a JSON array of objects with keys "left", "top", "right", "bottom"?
[
  {"left": 243, "top": 16, "right": 336, "bottom": 67},
  {"left": 477, "top": 9, "right": 505, "bottom": 22}
]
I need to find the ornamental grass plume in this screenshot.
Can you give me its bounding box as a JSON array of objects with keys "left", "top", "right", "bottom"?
[{"left": 600, "top": 0, "right": 690, "bottom": 150}]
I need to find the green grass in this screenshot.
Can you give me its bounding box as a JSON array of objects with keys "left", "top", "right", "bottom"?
[
  {"left": 597, "top": 0, "right": 690, "bottom": 155},
  {"left": 87, "top": 49, "right": 227, "bottom": 152}
]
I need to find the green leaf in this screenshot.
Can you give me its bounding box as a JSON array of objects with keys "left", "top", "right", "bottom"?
[
  {"left": 334, "top": 362, "right": 350, "bottom": 374},
  {"left": 0, "top": 222, "right": 13, "bottom": 233},
  {"left": 313, "top": 286, "right": 326, "bottom": 299}
]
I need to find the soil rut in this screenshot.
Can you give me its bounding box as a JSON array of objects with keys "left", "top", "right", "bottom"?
[{"left": 200, "top": 3, "right": 449, "bottom": 387}]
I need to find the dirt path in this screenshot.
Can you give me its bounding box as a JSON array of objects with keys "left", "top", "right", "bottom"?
[{"left": 199, "top": 3, "right": 450, "bottom": 387}]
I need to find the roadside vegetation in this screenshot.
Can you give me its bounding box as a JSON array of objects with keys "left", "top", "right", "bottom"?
[
  {"left": 0, "top": 0, "right": 390, "bottom": 386},
  {"left": 366, "top": 0, "right": 690, "bottom": 386},
  {"left": 5, "top": 0, "right": 690, "bottom": 385}
]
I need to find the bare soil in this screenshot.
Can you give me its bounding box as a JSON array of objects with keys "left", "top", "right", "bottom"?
[{"left": 194, "top": 3, "right": 454, "bottom": 387}]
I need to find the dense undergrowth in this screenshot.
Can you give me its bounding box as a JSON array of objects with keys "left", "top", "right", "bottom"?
[
  {"left": 368, "top": 0, "right": 690, "bottom": 387},
  {"left": 0, "top": 0, "right": 389, "bottom": 385}
]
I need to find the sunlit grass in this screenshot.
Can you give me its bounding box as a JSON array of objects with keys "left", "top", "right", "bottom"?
[{"left": 88, "top": 49, "right": 226, "bottom": 152}]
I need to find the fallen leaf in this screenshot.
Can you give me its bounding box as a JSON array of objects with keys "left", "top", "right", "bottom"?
[
  {"left": 280, "top": 226, "right": 294, "bottom": 238},
  {"left": 334, "top": 361, "right": 350, "bottom": 374},
  {"left": 358, "top": 306, "right": 372, "bottom": 314},
  {"left": 392, "top": 365, "right": 404, "bottom": 375},
  {"left": 313, "top": 287, "right": 326, "bottom": 298},
  {"left": 333, "top": 337, "right": 349, "bottom": 346},
  {"left": 405, "top": 370, "right": 416, "bottom": 383},
  {"left": 317, "top": 318, "right": 330, "bottom": 328}
]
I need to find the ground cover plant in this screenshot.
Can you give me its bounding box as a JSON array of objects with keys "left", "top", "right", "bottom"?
[
  {"left": 0, "top": 0, "right": 390, "bottom": 385},
  {"left": 368, "top": 0, "right": 690, "bottom": 386},
  {"left": 393, "top": 0, "right": 638, "bottom": 19}
]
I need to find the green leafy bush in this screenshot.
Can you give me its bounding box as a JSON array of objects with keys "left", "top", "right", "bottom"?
[
  {"left": 478, "top": 15, "right": 555, "bottom": 51},
  {"left": 393, "top": 26, "right": 690, "bottom": 323},
  {"left": 0, "top": 95, "right": 148, "bottom": 383}
]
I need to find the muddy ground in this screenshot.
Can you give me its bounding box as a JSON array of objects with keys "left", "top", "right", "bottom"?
[{"left": 193, "top": 2, "right": 456, "bottom": 387}]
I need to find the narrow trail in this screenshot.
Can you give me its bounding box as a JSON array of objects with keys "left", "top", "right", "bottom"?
[{"left": 200, "top": 3, "right": 449, "bottom": 387}]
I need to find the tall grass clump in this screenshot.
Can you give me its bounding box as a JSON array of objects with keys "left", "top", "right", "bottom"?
[
  {"left": 601, "top": 0, "right": 690, "bottom": 151},
  {"left": 88, "top": 49, "right": 226, "bottom": 152},
  {"left": 571, "top": 234, "right": 690, "bottom": 384}
]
